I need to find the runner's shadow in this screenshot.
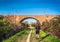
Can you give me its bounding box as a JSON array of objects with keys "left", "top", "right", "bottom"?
[{"left": 38, "top": 34, "right": 49, "bottom": 42}]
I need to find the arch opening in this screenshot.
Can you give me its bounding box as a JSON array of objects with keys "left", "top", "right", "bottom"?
[
  {"left": 20, "top": 17, "right": 40, "bottom": 24},
  {"left": 19, "top": 17, "right": 41, "bottom": 29}
]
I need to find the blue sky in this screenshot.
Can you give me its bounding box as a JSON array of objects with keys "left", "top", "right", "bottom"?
[{"left": 0, "top": 0, "right": 60, "bottom": 15}]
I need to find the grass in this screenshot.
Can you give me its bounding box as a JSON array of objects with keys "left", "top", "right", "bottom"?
[
  {"left": 40, "top": 30, "right": 60, "bottom": 42},
  {"left": 15, "top": 32, "right": 28, "bottom": 42},
  {"left": 30, "top": 28, "right": 60, "bottom": 42},
  {"left": 3, "top": 29, "right": 30, "bottom": 42},
  {"left": 6, "top": 28, "right": 60, "bottom": 42},
  {"left": 39, "top": 30, "right": 48, "bottom": 38}
]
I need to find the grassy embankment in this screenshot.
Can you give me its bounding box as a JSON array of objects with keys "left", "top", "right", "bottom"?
[
  {"left": 3, "top": 29, "right": 30, "bottom": 42},
  {"left": 30, "top": 29, "right": 60, "bottom": 42},
  {"left": 39, "top": 30, "right": 60, "bottom": 42}
]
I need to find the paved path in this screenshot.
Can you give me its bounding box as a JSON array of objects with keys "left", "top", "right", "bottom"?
[{"left": 26, "top": 30, "right": 32, "bottom": 42}]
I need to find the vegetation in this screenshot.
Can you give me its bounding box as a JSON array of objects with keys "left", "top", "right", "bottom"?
[
  {"left": 41, "top": 16, "right": 60, "bottom": 38},
  {"left": 30, "top": 29, "right": 60, "bottom": 42},
  {"left": 0, "top": 15, "right": 60, "bottom": 42},
  {"left": 0, "top": 16, "right": 12, "bottom": 41},
  {"left": 3, "top": 29, "right": 30, "bottom": 42},
  {"left": 21, "top": 21, "right": 29, "bottom": 29},
  {"left": 0, "top": 15, "right": 30, "bottom": 42},
  {"left": 40, "top": 30, "right": 60, "bottom": 42}
]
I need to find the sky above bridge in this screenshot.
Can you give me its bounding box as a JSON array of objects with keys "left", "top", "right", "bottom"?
[
  {"left": 22, "top": 19, "right": 37, "bottom": 24},
  {"left": 0, "top": 0, "right": 60, "bottom": 15}
]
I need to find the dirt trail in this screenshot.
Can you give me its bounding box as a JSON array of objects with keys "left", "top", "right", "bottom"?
[
  {"left": 31, "top": 30, "right": 39, "bottom": 42},
  {"left": 26, "top": 30, "right": 32, "bottom": 42}
]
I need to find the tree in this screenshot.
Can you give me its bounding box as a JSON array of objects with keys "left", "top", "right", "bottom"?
[
  {"left": 20, "top": 21, "right": 29, "bottom": 30},
  {"left": 47, "top": 16, "right": 60, "bottom": 38},
  {"left": 41, "top": 20, "right": 50, "bottom": 31}
]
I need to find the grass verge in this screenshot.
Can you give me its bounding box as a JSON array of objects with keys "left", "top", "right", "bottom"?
[
  {"left": 39, "top": 30, "right": 60, "bottom": 42},
  {"left": 3, "top": 29, "right": 30, "bottom": 42}
]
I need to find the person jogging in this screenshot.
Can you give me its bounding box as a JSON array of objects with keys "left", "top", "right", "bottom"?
[{"left": 35, "top": 22, "right": 40, "bottom": 38}]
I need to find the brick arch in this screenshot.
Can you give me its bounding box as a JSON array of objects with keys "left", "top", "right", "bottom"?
[{"left": 20, "top": 17, "right": 40, "bottom": 23}]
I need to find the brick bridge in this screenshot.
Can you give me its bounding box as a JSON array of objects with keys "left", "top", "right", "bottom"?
[{"left": 4, "top": 15, "right": 57, "bottom": 25}]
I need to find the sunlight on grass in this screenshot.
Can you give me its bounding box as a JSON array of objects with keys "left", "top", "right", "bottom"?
[
  {"left": 3, "top": 29, "right": 30, "bottom": 42},
  {"left": 39, "top": 30, "right": 60, "bottom": 42},
  {"left": 46, "top": 36, "right": 60, "bottom": 42},
  {"left": 39, "top": 30, "right": 47, "bottom": 38}
]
